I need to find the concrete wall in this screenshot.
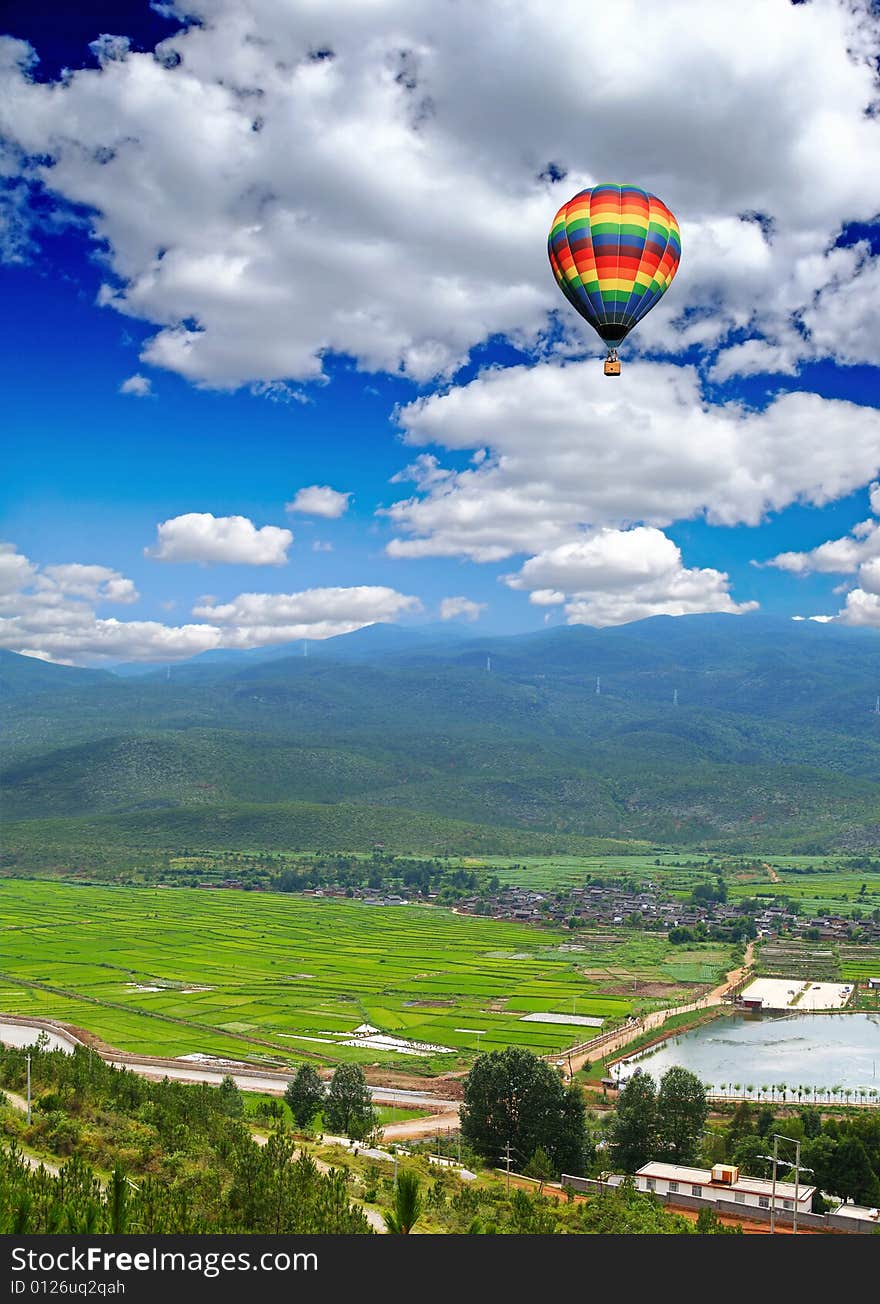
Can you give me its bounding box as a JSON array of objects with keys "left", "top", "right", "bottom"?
[{"left": 560, "top": 1175, "right": 876, "bottom": 1234}]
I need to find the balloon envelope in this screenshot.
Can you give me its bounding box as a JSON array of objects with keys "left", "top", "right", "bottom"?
[{"left": 548, "top": 183, "right": 681, "bottom": 345}]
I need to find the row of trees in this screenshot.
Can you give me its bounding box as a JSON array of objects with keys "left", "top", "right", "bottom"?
[{"left": 706, "top": 1081, "right": 880, "bottom": 1105}]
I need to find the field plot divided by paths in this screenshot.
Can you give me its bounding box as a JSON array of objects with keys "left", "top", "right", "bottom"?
[
  {"left": 469, "top": 852, "right": 880, "bottom": 919},
  {"left": 0, "top": 881, "right": 682, "bottom": 1069}
]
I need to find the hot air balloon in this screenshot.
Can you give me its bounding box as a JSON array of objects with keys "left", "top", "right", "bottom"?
[{"left": 548, "top": 183, "right": 681, "bottom": 375}]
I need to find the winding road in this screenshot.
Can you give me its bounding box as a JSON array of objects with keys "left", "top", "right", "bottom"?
[
  {"left": 562, "top": 941, "right": 755, "bottom": 1078},
  {"left": 0, "top": 1017, "right": 457, "bottom": 1110}
]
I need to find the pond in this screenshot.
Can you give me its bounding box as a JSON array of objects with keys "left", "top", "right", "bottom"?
[{"left": 618, "top": 1012, "right": 880, "bottom": 1097}]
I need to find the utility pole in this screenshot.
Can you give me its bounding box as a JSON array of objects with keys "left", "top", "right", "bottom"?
[
  {"left": 793, "top": 1139, "right": 801, "bottom": 1236},
  {"left": 26, "top": 1052, "right": 31, "bottom": 1125},
  {"left": 760, "top": 1133, "right": 812, "bottom": 1235},
  {"left": 504, "top": 1141, "right": 512, "bottom": 1195}
]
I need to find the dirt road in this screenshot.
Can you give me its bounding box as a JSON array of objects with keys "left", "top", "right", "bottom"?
[
  {"left": 563, "top": 941, "right": 755, "bottom": 1077},
  {"left": 2, "top": 1088, "right": 60, "bottom": 1175},
  {"left": 382, "top": 1108, "right": 460, "bottom": 1141}
]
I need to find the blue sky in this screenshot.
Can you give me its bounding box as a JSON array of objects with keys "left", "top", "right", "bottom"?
[{"left": 2, "top": 1, "right": 880, "bottom": 662}]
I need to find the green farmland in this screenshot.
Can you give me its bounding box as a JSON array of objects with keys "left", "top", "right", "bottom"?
[
  {"left": 461, "top": 852, "right": 880, "bottom": 918},
  {"left": 0, "top": 882, "right": 734, "bottom": 1074},
  {"left": 726, "top": 866, "right": 880, "bottom": 917}
]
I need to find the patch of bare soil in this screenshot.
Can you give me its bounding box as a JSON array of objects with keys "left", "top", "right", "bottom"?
[
  {"left": 598, "top": 981, "right": 695, "bottom": 999},
  {"left": 61, "top": 1024, "right": 120, "bottom": 1055},
  {"left": 363, "top": 1069, "right": 465, "bottom": 1099}
]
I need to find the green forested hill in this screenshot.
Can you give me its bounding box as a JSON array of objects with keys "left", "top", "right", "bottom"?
[{"left": 4, "top": 613, "right": 880, "bottom": 857}]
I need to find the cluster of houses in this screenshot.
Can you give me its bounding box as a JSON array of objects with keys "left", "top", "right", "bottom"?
[
  {"left": 766, "top": 909, "right": 880, "bottom": 943},
  {"left": 451, "top": 882, "right": 880, "bottom": 945},
  {"left": 195, "top": 869, "right": 880, "bottom": 952}
]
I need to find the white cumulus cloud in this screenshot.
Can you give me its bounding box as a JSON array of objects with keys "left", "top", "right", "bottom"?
[
  {"left": 1, "top": 1, "right": 879, "bottom": 386},
  {"left": 147, "top": 512, "right": 293, "bottom": 564},
  {"left": 119, "top": 373, "right": 153, "bottom": 397},
  {"left": 384, "top": 361, "right": 880, "bottom": 561},
  {"left": 762, "top": 520, "right": 880, "bottom": 576},
  {"left": 0, "top": 541, "right": 37, "bottom": 595},
  {"left": 37, "top": 563, "right": 139, "bottom": 604},
  {"left": 439, "top": 596, "right": 486, "bottom": 622},
  {"left": 505, "top": 526, "right": 756, "bottom": 627},
  {"left": 192, "top": 586, "right": 422, "bottom": 643},
  {"left": 286, "top": 485, "right": 351, "bottom": 518},
  {"left": 0, "top": 540, "right": 422, "bottom": 662}
]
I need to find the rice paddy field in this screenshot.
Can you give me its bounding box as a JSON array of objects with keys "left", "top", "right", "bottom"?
[
  {"left": 727, "top": 868, "right": 880, "bottom": 916},
  {"left": 463, "top": 853, "right": 709, "bottom": 891},
  {"left": 0, "top": 881, "right": 735, "bottom": 1074}
]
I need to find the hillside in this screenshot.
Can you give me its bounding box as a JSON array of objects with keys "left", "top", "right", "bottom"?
[{"left": 4, "top": 613, "right": 880, "bottom": 859}]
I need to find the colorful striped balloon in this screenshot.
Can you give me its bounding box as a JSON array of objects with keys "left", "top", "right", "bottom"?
[{"left": 548, "top": 183, "right": 681, "bottom": 347}]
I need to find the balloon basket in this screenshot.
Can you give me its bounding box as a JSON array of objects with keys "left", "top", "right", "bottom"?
[{"left": 603, "top": 358, "right": 621, "bottom": 376}]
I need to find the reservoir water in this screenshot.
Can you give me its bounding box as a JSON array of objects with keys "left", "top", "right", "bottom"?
[{"left": 620, "top": 1012, "right": 880, "bottom": 1095}]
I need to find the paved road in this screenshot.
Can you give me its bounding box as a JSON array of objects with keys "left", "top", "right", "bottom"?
[
  {"left": 0, "top": 1018, "right": 458, "bottom": 1109},
  {"left": 106, "top": 1061, "right": 458, "bottom": 1108}
]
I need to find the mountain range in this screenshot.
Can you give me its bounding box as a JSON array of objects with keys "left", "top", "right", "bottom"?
[{"left": 4, "top": 612, "right": 880, "bottom": 860}]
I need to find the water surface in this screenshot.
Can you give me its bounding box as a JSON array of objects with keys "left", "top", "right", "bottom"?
[{"left": 620, "top": 1012, "right": 880, "bottom": 1094}]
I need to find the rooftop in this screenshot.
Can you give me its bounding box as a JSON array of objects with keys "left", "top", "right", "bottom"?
[{"left": 637, "top": 1162, "right": 814, "bottom": 1203}]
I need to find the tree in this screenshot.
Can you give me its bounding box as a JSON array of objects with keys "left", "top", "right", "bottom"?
[
  {"left": 696, "top": 1207, "right": 742, "bottom": 1235},
  {"left": 732, "top": 1133, "right": 773, "bottom": 1180},
  {"left": 755, "top": 1106, "right": 775, "bottom": 1137},
  {"left": 217, "top": 1075, "right": 244, "bottom": 1118},
  {"left": 656, "top": 1068, "right": 707, "bottom": 1165},
  {"left": 609, "top": 1072, "right": 657, "bottom": 1174},
  {"left": 284, "top": 1065, "right": 325, "bottom": 1129},
  {"left": 384, "top": 1170, "right": 422, "bottom": 1234},
  {"left": 523, "top": 1146, "right": 554, "bottom": 1194},
  {"left": 460, "top": 1048, "right": 592, "bottom": 1177},
  {"left": 725, "top": 1099, "right": 754, "bottom": 1158},
  {"left": 827, "top": 1137, "right": 880, "bottom": 1206},
  {"left": 799, "top": 1106, "right": 822, "bottom": 1139},
  {"left": 323, "top": 1064, "right": 377, "bottom": 1141}
]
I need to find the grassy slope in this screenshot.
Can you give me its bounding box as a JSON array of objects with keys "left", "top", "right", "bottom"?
[{"left": 7, "top": 617, "right": 880, "bottom": 857}]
